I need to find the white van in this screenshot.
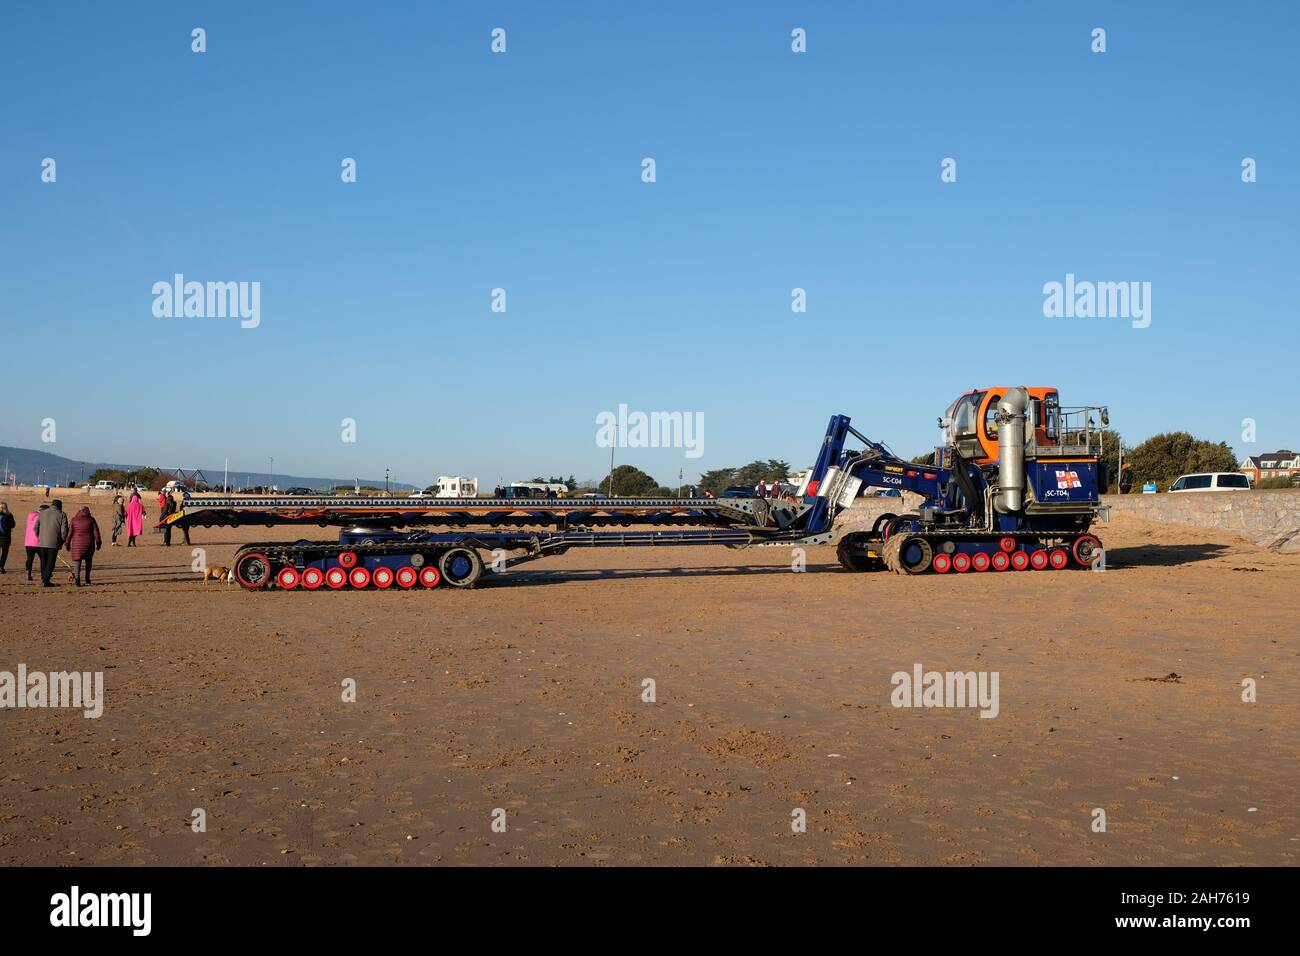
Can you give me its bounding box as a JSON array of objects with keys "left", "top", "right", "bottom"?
[{"left": 1169, "top": 472, "right": 1251, "bottom": 492}]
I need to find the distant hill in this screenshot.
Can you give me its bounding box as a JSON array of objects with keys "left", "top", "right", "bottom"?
[{"left": 0, "top": 445, "right": 415, "bottom": 491}]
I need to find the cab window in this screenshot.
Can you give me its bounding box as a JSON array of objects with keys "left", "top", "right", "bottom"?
[
  {"left": 1043, "top": 392, "right": 1060, "bottom": 441},
  {"left": 949, "top": 392, "right": 984, "bottom": 441},
  {"left": 983, "top": 394, "right": 1003, "bottom": 440},
  {"left": 1216, "top": 474, "right": 1249, "bottom": 489}
]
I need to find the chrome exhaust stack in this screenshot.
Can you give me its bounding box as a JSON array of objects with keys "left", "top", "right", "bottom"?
[{"left": 994, "top": 387, "right": 1029, "bottom": 514}]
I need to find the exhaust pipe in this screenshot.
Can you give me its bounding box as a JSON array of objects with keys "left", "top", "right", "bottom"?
[{"left": 994, "top": 387, "right": 1029, "bottom": 514}]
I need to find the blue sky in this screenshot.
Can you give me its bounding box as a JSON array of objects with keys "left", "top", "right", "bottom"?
[{"left": 2, "top": 2, "right": 1296, "bottom": 487}]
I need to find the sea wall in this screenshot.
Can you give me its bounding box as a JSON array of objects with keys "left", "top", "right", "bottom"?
[{"left": 1102, "top": 489, "right": 1300, "bottom": 551}]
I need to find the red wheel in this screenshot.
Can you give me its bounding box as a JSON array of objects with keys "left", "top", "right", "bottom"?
[
  {"left": 338, "top": 550, "right": 357, "bottom": 569},
  {"left": 1072, "top": 534, "right": 1102, "bottom": 567},
  {"left": 276, "top": 566, "right": 300, "bottom": 590},
  {"left": 1029, "top": 550, "right": 1049, "bottom": 570},
  {"left": 349, "top": 567, "right": 371, "bottom": 589},
  {"left": 1049, "top": 548, "right": 1069, "bottom": 570},
  {"left": 372, "top": 567, "right": 394, "bottom": 589},
  {"left": 991, "top": 551, "right": 1011, "bottom": 571},
  {"left": 419, "top": 567, "right": 441, "bottom": 588},
  {"left": 235, "top": 553, "right": 272, "bottom": 589},
  {"left": 932, "top": 553, "right": 952, "bottom": 574},
  {"left": 1011, "top": 551, "right": 1030, "bottom": 571},
  {"left": 999, "top": 537, "right": 1016, "bottom": 553},
  {"left": 396, "top": 566, "right": 419, "bottom": 589},
  {"left": 971, "top": 551, "right": 991, "bottom": 572},
  {"left": 301, "top": 567, "right": 324, "bottom": 589},
  {"left": 952, "top": 552, "right": 971, "bottom": 573},
  {"left": 325, "top": 567, "right": 348, "bottom": 589}
]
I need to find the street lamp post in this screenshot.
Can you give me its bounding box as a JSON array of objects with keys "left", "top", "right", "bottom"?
[
  {"left": 606, "top": 423, "right": 616, "bottom": 498},
  {"left": 269, "top": 457, "right": 274, "bottom": 495}
]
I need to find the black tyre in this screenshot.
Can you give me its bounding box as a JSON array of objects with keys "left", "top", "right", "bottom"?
[
  {"left": 871, "top": 513, "right": 898, "bottom": 536},
  {"left": 837, "top": 532, "right": 883, "bottom": 572}
]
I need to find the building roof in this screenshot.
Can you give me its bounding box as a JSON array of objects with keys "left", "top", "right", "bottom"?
[{"left": 1241, "top": 450, "right": 1299, "bottom": 467}]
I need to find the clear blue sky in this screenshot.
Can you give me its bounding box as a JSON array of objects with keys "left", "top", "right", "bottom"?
[{"left": 2, "top": 2, "right": 1296, "bottom": 487}]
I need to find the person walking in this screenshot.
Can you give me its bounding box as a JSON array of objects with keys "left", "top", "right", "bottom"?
[
  {"left": 110, "top": 494, "right": 125, "bottom": 546},
  {"left": 168, "top": 490, "right": 191, "bottom": 546},
  {"left": 24, "top": 505, "right": 46, "bottom": 580},
  {"left": 0, "top": 502, "right": 15, "bottom": 573},
  {"left": 65, "top": 505, "right": 102, "bottom": 586},
  {"left": 125, "top": 492, "right": 145, "bottom": 547},
  {"left": 35, "top": 498, "right": 70, "bottom": 587},
  {"left": 160, "top": 493, "right": 176, "bottom": 546}
]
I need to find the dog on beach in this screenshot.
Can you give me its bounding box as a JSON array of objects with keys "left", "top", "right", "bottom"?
[{"left": 203, "top": 565, "right": 233, "bottom": 584}]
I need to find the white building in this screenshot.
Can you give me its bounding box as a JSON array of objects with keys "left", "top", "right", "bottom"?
[{"left": 434, "top": 476, "right": 479, "bottom": 498}]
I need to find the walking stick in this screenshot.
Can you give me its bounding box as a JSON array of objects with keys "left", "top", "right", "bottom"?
[{"left": 56, "top": 553, "right": 78, "bottom": 581}]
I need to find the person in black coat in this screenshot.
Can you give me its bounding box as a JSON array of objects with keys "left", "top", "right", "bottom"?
[{"left": 0, "top": 502, "right": 15, "bottom": 573}]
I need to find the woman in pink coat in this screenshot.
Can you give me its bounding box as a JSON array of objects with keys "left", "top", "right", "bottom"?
[
  {"left": 24, "top": 507, "right": 45, "bottom": 580},
  {"left": 125, "top": 492, "right": 146, "bottom": 547}
]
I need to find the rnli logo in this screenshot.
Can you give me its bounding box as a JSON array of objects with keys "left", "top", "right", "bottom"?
[{"left": 1055, "top": 470, "right": 1082, "bottom": 489}]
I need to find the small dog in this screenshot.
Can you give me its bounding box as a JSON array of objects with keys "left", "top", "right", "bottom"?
[{"left": 203, "top": 565, "right": 233, "bottom": 584}]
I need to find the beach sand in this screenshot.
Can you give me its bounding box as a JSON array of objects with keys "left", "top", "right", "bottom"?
[{"left": 0, "top": 487, "right": 1296, "bottom": 865}]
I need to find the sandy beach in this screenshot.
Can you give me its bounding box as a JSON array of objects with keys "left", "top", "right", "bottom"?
[{"left": 1, "top": 487, "right": 1296, "bottom": 865}]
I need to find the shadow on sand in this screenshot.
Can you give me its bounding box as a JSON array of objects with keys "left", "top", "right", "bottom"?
[{"left": 1103, "top": 542, "right": 1231, "bottom": 568}]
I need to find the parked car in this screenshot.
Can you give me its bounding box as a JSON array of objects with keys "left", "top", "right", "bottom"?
[
  {"left": 406, "top": 491, "right": 433, "bottom": 500},
  {"left": 92, "top": 480, "right": 116, "bottom": 490},
  {"left": 284, "top": 486, "right": 314, "bottom": 496},
  {"left": 719, "top": 485, "right": 754, "bottom": 498},
  {"left": 1168, "top": 472, "right": 1251, "bottom": 492}
]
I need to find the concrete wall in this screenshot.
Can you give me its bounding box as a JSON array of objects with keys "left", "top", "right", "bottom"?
[
  {"left": 836, "top": 493, "right": 928, "bottom": 531},
  {"left": 1103, "top": 489, "right": 1300, "bottom": 551}
]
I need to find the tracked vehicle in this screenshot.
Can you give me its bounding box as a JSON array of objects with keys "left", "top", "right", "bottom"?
[{"left": 164, "top": 386, "right": 1108, "bottom": 589}]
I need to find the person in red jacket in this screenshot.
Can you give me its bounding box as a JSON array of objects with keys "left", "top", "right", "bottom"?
[{"left": 65, "top": 505, "right": 102, "bottom": 586}]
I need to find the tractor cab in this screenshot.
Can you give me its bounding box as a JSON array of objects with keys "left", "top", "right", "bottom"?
[
  {"left": 944, "top": 387, "right": 1109, "bottom": 465},
  {"left": 944, "top": 387, "right": 1063, "bottom": 465}
]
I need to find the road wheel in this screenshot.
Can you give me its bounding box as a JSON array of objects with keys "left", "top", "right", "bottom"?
[
  {"left": 898, "top": 536, "right": 934, "bottom": 575},
  {"left": 438, "top": 547, "right": 484, "bottom": 588},
  {"left": 1072, "top": 534, "right": 1102, "bottom": 568},
  {"left": 235, "top": 552, "right": 272, "bottom": 589}
]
